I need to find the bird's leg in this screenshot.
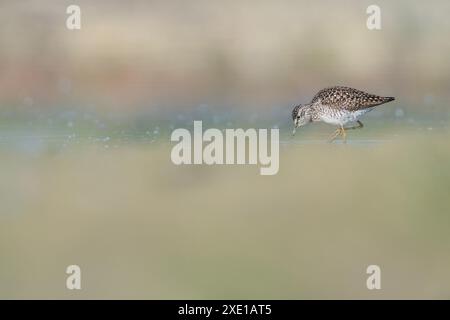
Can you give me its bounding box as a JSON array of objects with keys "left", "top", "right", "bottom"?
[
  {"left": 344, "top": 120, "right": 364, "bottom": 130},
  {"left": 341, "top": 125, "right": 347, "bottom": 143},
  {"left": 328, "top": 127, "right": 341, "bottom": 143}
]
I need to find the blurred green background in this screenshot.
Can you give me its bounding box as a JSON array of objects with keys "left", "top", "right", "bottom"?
[{"left": 0, "top": 0, "right": 450, "bottom": 299}]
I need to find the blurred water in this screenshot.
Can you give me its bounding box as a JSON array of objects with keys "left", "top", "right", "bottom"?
[
  {"left": 1, "top": 130, "right": 450, "bottom": 299},
  {"left": 281, "top": 139, "right": 389, "bottom": 147},
  {"left": 0, "top": 111, "right": 446, "bottom": 155}
]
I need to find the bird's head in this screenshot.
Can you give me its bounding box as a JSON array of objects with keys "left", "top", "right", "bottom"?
[{"left": 292, "top": 104, "right": 312, "bottom": 135}]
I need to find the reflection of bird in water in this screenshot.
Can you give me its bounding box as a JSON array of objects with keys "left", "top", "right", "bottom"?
[{"left": 292, "top": 86, "right": 395, "bottom": 143}]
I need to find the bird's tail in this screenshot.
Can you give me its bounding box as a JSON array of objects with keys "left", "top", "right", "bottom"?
[
  {"left": 383, "top": 97, "right": 395, "bottom": 103},
  {"left": 364, "top": 95, "right": 395, "bottom": 108}
]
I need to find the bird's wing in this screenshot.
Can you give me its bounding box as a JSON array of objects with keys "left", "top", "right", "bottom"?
[{"left": 311, "top": 86, "right": 394, "bottom": 111}]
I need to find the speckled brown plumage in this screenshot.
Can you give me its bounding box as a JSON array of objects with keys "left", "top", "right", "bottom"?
[{"left": 311, "top": 86, "right": 394, "bottom": 111}]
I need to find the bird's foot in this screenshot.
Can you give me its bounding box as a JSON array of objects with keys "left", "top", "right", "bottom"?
[
  {"left": 328, "top": 126, "right": 347, "bottom": 144},
  {"left": 341, "top": 126, "right": 347, "bottom": 144},
  {"left": 328, "top": 128, "right": 341, "bottom": 143}
]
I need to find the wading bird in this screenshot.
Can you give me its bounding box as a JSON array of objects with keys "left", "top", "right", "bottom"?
[{"left": 292, "top": 86, "right": 395, "bottom": 143}]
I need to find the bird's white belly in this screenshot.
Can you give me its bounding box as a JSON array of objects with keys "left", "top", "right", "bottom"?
[{"left": 320, "top": 108, "right": 373, "bottom": 126}]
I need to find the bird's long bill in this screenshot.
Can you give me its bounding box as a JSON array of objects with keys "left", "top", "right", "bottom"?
[{"left": 292, "top": 118, "right": 299, "bottom": 136}]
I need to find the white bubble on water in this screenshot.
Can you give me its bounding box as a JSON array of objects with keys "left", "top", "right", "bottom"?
[{"left": 395, "top": 108, "right": 405, "bottom": 118}]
